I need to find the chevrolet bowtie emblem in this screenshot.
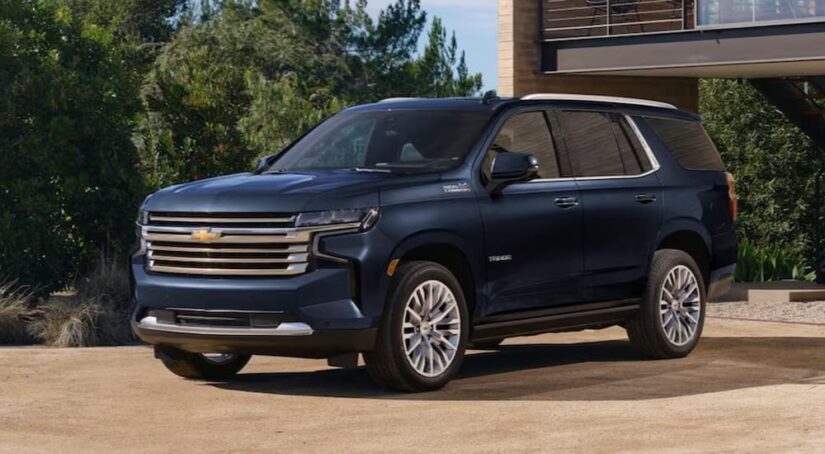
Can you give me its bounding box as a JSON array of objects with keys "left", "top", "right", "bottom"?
[{"left": 192, "top": 229, "right": 221, "bottom": 242}]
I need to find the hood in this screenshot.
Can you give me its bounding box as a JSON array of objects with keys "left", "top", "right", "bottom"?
[{"left": 143, "top": 170, "right": 439, "bottom": 213}]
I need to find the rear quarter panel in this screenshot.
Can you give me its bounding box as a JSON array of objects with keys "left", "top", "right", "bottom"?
[{"left": 635, "top": 117, "right": 738, "bottom": 270}]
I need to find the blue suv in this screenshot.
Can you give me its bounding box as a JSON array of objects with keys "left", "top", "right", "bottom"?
[{"left": 131, "top": 94, "right": 737, "bottom": 392}]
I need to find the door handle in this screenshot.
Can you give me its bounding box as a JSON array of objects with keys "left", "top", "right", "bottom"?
[
  {"left": 554, "top": 196, "right": 579, "bottom": 209},
  {"left": 635, "top": 193, "right": 657, "bottom": 204}
]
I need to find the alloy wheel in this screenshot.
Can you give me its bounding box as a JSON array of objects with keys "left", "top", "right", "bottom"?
[
  {"left": 402, "top": 280, "right": 461, "bottom": 378},
  {"left": 659, "top": 265, "right": 702, "bottom": 346}
]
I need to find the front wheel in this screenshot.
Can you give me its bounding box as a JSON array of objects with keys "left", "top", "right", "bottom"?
[
  {"left": 627, "top": 249, "right": 706, "bottom": 359},
  {"left": 155, "top": 346, "right": 251, "bottom": 380},
  {"left": 364, "top": 261, "right": 469, "bottom": 392}
]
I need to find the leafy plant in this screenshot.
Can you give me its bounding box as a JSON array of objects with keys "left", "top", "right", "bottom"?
[
  {"left": 734, "top": 238, "right": 815, "bottom": 282},
  {"left": 701, "top": 79, "right": 825, "bottom": 262}
]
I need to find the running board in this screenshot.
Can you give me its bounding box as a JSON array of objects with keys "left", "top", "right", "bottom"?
[{"left": 471, "top": 303, "right": 639, "bottom": 342}]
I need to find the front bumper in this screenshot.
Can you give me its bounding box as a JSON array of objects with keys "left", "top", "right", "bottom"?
[
  {"left": 130, "top": 257, "right": 378, "bottom": 357},
  {"left": 132, "top": 316, "right": 376, "bottom": 358}
]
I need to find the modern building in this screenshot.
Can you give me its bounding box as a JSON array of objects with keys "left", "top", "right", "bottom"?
[{"left": 499, "top": 0, "right": 825, "bottom": 146}]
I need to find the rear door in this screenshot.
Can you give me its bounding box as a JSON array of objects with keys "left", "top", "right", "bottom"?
[
  {"left": 553, "top": 110, "right": 663, "bottom": 303},
  {"left": 479, "top": 110, "right": 583, "bottom": 315}
]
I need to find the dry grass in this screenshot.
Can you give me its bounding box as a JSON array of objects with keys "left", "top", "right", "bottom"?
[
  {"left": 29, "top": 256, "right": 134, "bottom": 347},
  {"left": 0, "top": 279, "right": 37, "bottom": 344}
]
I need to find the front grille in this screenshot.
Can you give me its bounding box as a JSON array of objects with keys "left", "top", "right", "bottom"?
[{"left": 142, "top": 212, "right": 310, "bottom": 277}]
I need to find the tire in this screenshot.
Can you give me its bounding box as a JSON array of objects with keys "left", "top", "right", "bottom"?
[
  {"left": 155, "top": 346, "right": 251, "bottom": 380},
  {"left": 364, "top": 261, "right": 469, "bottom": 392},
  {"left": 468, "top": 339, "right": 503, "bottom": 350},
  {"left": 627, "top": 249, "right": 706, "bottom": 359}
]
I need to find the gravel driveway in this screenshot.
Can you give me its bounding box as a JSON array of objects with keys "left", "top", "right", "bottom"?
[
  {"left": 709, "top": 300, "right": 825, "bottom": 324},
  {"left": 1, "top": 318, "right": 824, "bottom": 453}
]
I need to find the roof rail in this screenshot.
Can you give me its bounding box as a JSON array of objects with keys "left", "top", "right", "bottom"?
[
  {"left": 521, "top": 93, "right": 677, "bottom": 110},
  {"left": 378, "top": 97, "right": 420, "bottom": 103}
]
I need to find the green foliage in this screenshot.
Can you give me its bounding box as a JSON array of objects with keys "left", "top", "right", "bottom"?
[
  {"left": 0, "top": 0, "right": 146, "bottom": 292},
  {"left": 700, "top": 79, "right": 825, "bottom": 265},
  {"left": 136, "top": 0, "right": 483, "bottom": 187},
  {"left": 1, "top": 0, "right": 482, "bottom": 291},
  {"left": 734, "top": 238, "right": 815, "bottom": 283}
]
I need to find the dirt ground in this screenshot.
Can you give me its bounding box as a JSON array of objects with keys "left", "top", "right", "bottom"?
[{"left": 2, "top": 317, "right": 825, "bottom": 453}]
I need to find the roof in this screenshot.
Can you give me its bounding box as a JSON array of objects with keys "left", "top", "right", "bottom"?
[{"left": 346, "top": 94, "right": 698, "bottom": 120}]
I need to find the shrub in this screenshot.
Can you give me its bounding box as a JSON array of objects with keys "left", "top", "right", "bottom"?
[
  {"left": 0, "top": 279, "right": 37, "bottom": 344},
  {"left": 734, "top": 238, "right": 815, "bottom": 283},
  {"left": 701, "top": 79, "right": 825, "bottom": 260},
  {"left": 29, "top": 256, "right": 133, "bottom": 347},
  {"left": 0, "top": 0, "right": 146, "bottom": 292}
]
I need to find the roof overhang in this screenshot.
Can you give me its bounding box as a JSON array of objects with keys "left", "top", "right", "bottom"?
[{"left": 542, "top": 22, "right": 825, "bottom": 78}]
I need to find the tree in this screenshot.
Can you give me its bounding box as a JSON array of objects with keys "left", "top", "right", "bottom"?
[
  {"left": 700, "top": 79, "right": 825, "bottom": 259},
  {"left": 0, "top": 0, "right": 146, "bottom": 291},
  {"left": 136, "top": 0, "right": 483, "bottom": 187}
]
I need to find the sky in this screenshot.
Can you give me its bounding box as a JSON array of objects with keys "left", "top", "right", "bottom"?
[{"left": 365, "top": 0, "right": 498, "bottom": 92}]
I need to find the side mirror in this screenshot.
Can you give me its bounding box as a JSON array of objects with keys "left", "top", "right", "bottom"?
[
  {"left": 488, "top": 152, "right": 540, "bottom": 194},
  {"left": 254, "top": 155, "right": 276, "bottom": 173}
]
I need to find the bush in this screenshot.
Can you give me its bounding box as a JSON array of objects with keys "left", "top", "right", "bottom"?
[
  {"left": 734, "top": 238, "right": 815, "bottom": 283},
  {"left": 0, "top": 0, "right": 146, "bottom": 292},
  {"left": 29, "top": 256, "right": 133, "bottom": 347},
  {"left": 0, "top": 279, "right": 37, "bottom": 344},
  {"left": 701, "top": 79, "right": 825, "bottom": 261}
]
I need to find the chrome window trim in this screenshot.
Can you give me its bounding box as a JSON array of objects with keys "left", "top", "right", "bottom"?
[{"left": 524, "top": 114, "right": 660, "bottom": 183}]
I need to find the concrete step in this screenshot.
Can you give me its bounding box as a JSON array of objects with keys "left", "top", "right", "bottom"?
[{"left": 713, "top": 281, "right": 825, "bottom": 303}]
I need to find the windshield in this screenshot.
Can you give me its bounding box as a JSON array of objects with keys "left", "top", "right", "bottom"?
[{"left": 268, "top": 109, "right": 491, "bottom": 174}]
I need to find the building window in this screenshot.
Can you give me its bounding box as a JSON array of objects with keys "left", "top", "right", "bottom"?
[{"left": 698, "top": 0, "right": 825, "bottom": 27}]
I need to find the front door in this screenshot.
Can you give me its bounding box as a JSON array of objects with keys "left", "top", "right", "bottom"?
[{"left": 479, "top": 110, "right": 584, "bottom": 316}]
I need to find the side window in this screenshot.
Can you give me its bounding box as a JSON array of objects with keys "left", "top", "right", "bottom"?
[
  {"left": 556, "top": 111, "right": 651, "bottom": 177},
  {"left": 646, "top": 117, "right": 726, "bottom": 171},
  {"left": 485, "top": 111, "right": 561, "bottom": 180},
  {"left": 610, "top": 114, "right": 653, "bottom": 174}
]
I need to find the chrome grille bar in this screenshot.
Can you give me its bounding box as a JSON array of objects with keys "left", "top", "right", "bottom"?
[
  {"left": 149, "top": 215, "right": 296, "bottom": 224},
  {"left": 147, "top": 244, "right": 309, "bottom": 254},
  {"left": 148, "top": 263, "right": 309, "bottom": 276},
  {"left": 147, "top": 253, "right": 309, "bottom": 264}
]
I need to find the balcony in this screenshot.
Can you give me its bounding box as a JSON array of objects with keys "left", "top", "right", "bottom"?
[
  {"left": 540, "top": 0, "right": 825, "bottom": 77},
  {"left": 543, "top": 0, "right": 694, "bottom": 39},
  {"left": 543, "top": 0, "right": 825, "bottom": 40}
]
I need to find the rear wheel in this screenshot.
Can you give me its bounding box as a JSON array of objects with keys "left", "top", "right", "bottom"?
[
  {"left": 364, "top": 261, "right": 469, "bottom": 392},
  {"left": 155, "top": 346, "right": 251, "bottom": 380},
  {"left": 627, "top": 249, "right": 706, "bottom": 359}
]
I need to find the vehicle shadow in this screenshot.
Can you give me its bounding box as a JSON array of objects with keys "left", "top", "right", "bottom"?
[{"left": 210, "top": 336, "right": 825, "bottom": 401}]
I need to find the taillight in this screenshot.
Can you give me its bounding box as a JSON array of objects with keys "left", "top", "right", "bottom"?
[{"left": 726, "top": 172, "right": 737, "bottom": 221}]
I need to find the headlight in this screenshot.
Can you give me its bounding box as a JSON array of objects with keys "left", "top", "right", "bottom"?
[
  {"left": 137, "top": 208, "right": 149, "bottom": 225},
  {"left": 296, "top": 207, "right": 380, "bottom": 230}
]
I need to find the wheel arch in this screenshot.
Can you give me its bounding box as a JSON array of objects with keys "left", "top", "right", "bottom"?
[
  {"left": 655, "top": 222, "right": 712, "bottom": 284},
  {"left": 389, "top": 231, "right": 481, "bottom": 319}
]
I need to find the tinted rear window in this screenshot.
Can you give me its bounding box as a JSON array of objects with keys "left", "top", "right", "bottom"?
[{"left": 647, "top": 118, "right": 725, "bottom": 171}]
